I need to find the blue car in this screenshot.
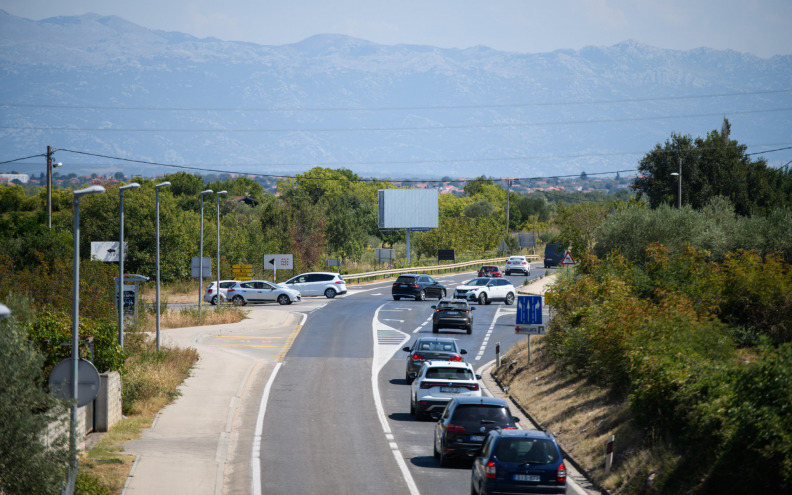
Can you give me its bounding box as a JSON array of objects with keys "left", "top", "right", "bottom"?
[{"left": 471, "top": 429, "right": 567, "bottom": 495}]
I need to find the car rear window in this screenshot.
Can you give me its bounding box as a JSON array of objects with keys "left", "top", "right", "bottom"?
[
  {"left": 426, "top": 367, "right": 474, "bottom": 380},
  {"left": 438, "top": 302, "right": 468, "bottom": 310},
  {"left": 417, "top": 341, "right": 457, "bottom": 352},
  {"left": 396, "top": 276, "right": 416, "bottom": 284},
  {"left": 453, "top": 405, "right": 511, "bottom": 423},
  {"left": 495, "top": 438, "right": 559, "bottom": 464}
]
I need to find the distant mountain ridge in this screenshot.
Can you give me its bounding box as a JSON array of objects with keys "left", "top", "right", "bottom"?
[{"left": 1, "top": 10, "right": 790, "bottom": 180}]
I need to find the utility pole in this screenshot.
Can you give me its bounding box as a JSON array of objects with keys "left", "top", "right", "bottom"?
[
  {"left": 46, "top": 145, "right": 62, "bottom": 228},
  {"left": 677, "top": 156, "right": 682, "bottom": 209}
]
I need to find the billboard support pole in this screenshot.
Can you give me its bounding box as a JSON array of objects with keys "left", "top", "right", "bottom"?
[{"left": 406, "top": 229, "right": 411, "bottom": 265}]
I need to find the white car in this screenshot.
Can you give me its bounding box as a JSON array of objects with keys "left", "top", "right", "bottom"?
[
  {"left": 410, "top": 360, "right": 481, "bottom": 419},
  {"left": 453, "top": 277, "right": 516, "bottom": 305},
  {"left": 225, "top": 280, "right": 301, "bottom": 306},
  {"left": 505, "top": 256, "right": 531, "bottom": 276},
  {"left": 277, "top": 272, "right": 347, "bottom": 298},
  {"left": 203, "top": 280, "right": 237, "bottom": 305}
]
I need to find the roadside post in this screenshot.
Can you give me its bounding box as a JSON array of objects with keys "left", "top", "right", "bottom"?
[
  {"left": 515, "top": 295, "right": 544, "bottom": 362},
  {"left": 496, "top": 342, "right": 501, "bottom": 368},
  {"left": 605, "top": 435, "right": 616, "bottom": 473}
]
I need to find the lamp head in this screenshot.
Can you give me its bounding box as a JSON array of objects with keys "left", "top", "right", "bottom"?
[
  {"left": 200, "top": 189, "right": 214, "bottom": 196},
  {"left": 120, "top": 182, "right": 141, "bottom": 191},
  {"left": 0, "top": 303, "right": 11, "bottom": 318},
  {"left": 53, "top": 162, "right": 63, "bottom": 168},
  {"left": 74, "top": 185, "right": 106, "bottom": 197},
  {"left": 156, "top": 181, "right": 172, "bottom": 189},
  {"left": 217, "top": 190, "right": 228, "bottom": 195}
]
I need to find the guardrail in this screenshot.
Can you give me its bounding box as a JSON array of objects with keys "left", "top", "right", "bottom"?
[{"left": 342, "top": 255, "right": 540, "bottom": 285}]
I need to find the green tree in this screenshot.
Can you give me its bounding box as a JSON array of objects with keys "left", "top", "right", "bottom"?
[{"left": 0, "top": 314, "right": 69, "bottom": 494}]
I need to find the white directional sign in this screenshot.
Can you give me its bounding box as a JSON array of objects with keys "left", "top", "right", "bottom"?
[
  {"left": 91, "top": 241, "right": 126, "bottom": 262},
  {"left": 515, "top": 325, "right": 546, "bottom": 335},
  {"left": 264, "top": 254, "right": 294, "bottom": 270}
]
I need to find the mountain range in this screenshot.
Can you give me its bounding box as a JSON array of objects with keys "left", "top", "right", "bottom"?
[{"left": 1, "top": 10, "right": 791, "bottom": 181}]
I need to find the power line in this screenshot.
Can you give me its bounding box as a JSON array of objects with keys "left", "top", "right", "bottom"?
[
  {"left": 3, "top": 107, "right": 791, "bottom": 134},
  {"left": 2, "top": 89, "right": 789, "bottom": 113}
]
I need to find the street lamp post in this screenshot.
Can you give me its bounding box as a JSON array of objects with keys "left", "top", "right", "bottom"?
[
  {"left": 118, "top": 183, "right": 141, "bottom": 349},
  {"left": 46, "top": 145, "right": 62, "bottom": 229},
  {"left": 199, "top": 189, "right": 213, "bottom": 322},
  {"left": 216, "top": 190, "right": 227, "bottom": 310},
  {"left": 70, "top": 185, "right": 105, "bottom": 487},
  {"left": 155, "top": 181, "right": 171, "bottom": 352},
  {"left": 670, "top": 156, "right": 682, "bottom": 209}
]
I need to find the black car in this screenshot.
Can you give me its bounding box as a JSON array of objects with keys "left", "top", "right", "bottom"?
[
  {"left": 433, "top": 397, "right": 520, "bottom": 467},
  {"left": 392, "top": 274, "right": 447, "bottom": 301},
  {"left": 402, "top": 337, "right": 468, "bottom": 384},
  {"left": 431, "top": 299, "right": 475, "bottom": 334},
  {"left": 471, "top": 429, "right": 567, "bottom": 495},
  {"left": 544, "top": 242, "right": 565, "bottom": 269}
]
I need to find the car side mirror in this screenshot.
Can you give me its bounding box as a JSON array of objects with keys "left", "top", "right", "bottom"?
[
  {"left": 513, "top": 417, "right": 520, "bottom": 423},
  {"left": 431, "top": 305, "right": 436, "bottom": 309},
  {"left": 403, "top": 346, "right": 411, "bottom": 352},
  {"left": 471, "top": 307, "right": 476, "bottom": 311},
  {"left": 476, "top": 374, "right": 482, "bottom": 380},
  {"left": 431, "top": 412, "right": 441, "bottom": 420},
  {"left": 460, "top": 349, "right": 468, "bottom": 355},
  {"left": 408, "top": 372, "right": 417, "bottom": 379}
]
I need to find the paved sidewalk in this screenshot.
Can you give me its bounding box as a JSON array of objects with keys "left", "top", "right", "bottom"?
[{"left": 121, "top": 308, "right": 300, "bottom": 495}]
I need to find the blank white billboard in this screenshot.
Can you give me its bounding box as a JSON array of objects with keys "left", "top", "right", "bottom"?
[{"left": 378, "top": 189, "right": 439, "bottom": 229}]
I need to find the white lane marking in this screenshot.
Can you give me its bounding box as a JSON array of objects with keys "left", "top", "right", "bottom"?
[
  {"left": 413, "top": 316, "right": 432, "bottom": 333},
  {"left": 251, "top": 313, "right": 307, "bottom": 495},
  {"left": 372, "top": 304, "right": 420, "bottom": 495},
  {"left": 475, "top": 306, "right": 505, "bottom": 361},
  {"left": 383, "top": 319, "right": 405, "bottom": 323}
]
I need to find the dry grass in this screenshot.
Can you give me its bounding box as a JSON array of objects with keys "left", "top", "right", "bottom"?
[{"left": 493, "top": 336, "right": 669, "bottom": 493}]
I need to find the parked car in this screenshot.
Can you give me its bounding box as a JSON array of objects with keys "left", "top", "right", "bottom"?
[
  {"left": 402, "top": 337, "right": 468, "bottom": 384},
  {"left": 477, "top": 265, "right": 503, "bottom": 278},
  {"left": 453, "top": 278, "right": 516, "bottom": 305},
  {"left": 204, "top": 280, "right": 237, "bottom": 305},
  {"left": 544, "top": 243, "right": 565, "bottom": 269},
  {"left": 433, "top": 396, "right": 520, "bottom": 467},
  {"left": 226, "top": 280, "right": 301, "bottom": 306},
  {"left": 431, "top": 299, "right": 475, "bottom": 334},
  {"left": 471, "top": 429, "right": 567, "bottom": 495},
  {"left": 410, "top": 360, "right": 481, "bottom": 419},
  {"left": 392, "top": 274, "right": 446, "bottom": 301},
  {"left": 504, "top": 256, "right": 531, "bottom": 276},
  {"left": 278, "top": 272, "right": 347, "bottom": 298}
]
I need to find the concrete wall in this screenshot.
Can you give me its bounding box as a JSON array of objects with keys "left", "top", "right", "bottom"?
[{"left": 95, "top": 371, "right": 122, "bottom": 432}]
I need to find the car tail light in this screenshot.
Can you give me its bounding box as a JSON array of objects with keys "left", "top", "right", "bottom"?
[
  {"left": 208, "top": 288, "right": 214, "bottom": 294},
  {"left": 459, "top": 383, "right": 479, "bottom": 391},
  {"left": 557, "top": 462, "right": 566, "bottom": 482},
  {"left": 485, "top": 461, "right": 496, "bottom": 479},
  {"left": 522, "top": 261, "right": 527, "bottom": 265},
  {"left": 503, "top": 426, "right": 517, "bottom": 430},
  {"left": 335, "top": 280, "right": 344, "bottom": 285},
  {"left": 412, "top": 353, "right": 425, "bottom": 361},
  {"left": 448, "top": 355, "right": 463, "bottom": 362},
  {"left": 410, "top": 284, "right": 419, "bottom": 288},
  {"left": 420, "top": 382, "right": 435, "bottom": 389},
  {"left": 446, "top": 424, "right": 465, "bottom": 432}
]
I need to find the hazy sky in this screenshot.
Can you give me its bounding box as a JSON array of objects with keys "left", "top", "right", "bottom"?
[{"left": 2, "top": 0, "right": 791, "bottom": 58}]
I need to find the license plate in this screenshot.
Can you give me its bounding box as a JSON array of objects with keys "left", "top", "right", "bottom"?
[
  {"left": 445, "top": 311, "right": 459, "bottom": 315},
  {"left": 440, "top": 387, "right": 460, "bottom": 393},
  {"left": 514, "top": 474, "right": 540, "bottom": 482},
  {"left": 469, "top": 435, "right": 485, "bottom": 442}
]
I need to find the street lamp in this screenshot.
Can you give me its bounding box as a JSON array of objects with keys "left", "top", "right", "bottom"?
[
  {"left": 46, "top": 145, "right": 63, "bottom": 229},
  {"left": 70, "top": 185, "right": 105, "bottom": 485},
  {"left": 155, "top": 181, "right": 171, "bottom": 351},
  {"left": 199, "top": 189, "right": 213, "bottom": 322},
  {"left": 215, "top": 190, "right": 227, "bottom": 310},
  {"left": 670, "top": 156, "right": 682, "bottom": 209},
  {"left": 118, "top": 182, "right": 141, "bottom": 349}
]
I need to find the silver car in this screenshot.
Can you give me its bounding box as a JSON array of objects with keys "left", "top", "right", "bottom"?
[
  {"left": 277, "top": 272, "right": 347, "bottom": 298},
  {"left": 226, "top": 280, "right": 301, "bottom": 306},
  {"left": 204, "top": 280, "right": 237, "bottom": 305}
]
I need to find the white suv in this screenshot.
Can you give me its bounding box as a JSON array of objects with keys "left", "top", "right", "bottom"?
[
  {"left": 454, "top": 277, "right": 516, "bottom": 305},
  {"left": 505, "top": 256, "right": 531, "bottom": 276},
  {"left": 410, "top": 360, "right": 481, "bottom": 419},
  {"left": 277, "top": 272, "right": 347, "bottom": 298}
]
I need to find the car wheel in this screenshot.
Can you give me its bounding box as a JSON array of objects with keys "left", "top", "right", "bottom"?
[
  {"left": 393, "top": 296, "right": 401, "bottom": 300},
  {"left": 324, "top": 288, "right": 336, "bottom": 299},
  {"left": 406, "top": 372, "right": 414, "bottom": 385},
  {"left": 505, "top": 292, "right": 515, "bottom": 305},
  {"left": 433, "top": 438, "right": 440, "bottom": 459},
  {"left": 439, "top": 289, "right": 446, "bottom": 300},
  {"left": 466, "top": 324, "right": 472, "bottom": 334},
  {"left": 478, "top": 293, "right": 487, "bottom": 305},
  {"left": 232, "top": 295, "right": 246, "bottom": 306},
  {"left": 277, "top": 294, "right": 290, "bottom": 305},
  {"left": 432, "top": 324, "right": 439, "bottom": 333},
  {"left": 211, "top": 295, "right": 218, "bottom": 305},
  {"left": 410, "top": 396, "right": 416, "bottom": 416},
  {"left": 416, "top": 290, "right": 425, "bottom": 301},
  {"left": 440, "top": 449, "right": 451, "bottom": 467}
]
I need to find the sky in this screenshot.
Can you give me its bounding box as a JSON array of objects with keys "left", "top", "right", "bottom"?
[{"left": 2, "top": 0, "right": 792, "bottom": 58}]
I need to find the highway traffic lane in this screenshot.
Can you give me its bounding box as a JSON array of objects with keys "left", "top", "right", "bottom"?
[{"left": 259, "top": 296, "right": 411, "bottom": 494}]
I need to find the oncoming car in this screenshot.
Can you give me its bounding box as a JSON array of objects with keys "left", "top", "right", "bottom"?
[
  {"left": 226, "top": 280, "right": 301, "bottom": 306},
  {"left": 392, "top": 274, "right": 447, "bottom": 301}
]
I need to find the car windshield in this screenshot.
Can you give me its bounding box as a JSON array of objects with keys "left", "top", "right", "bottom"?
[
  {"left": 495, "top": 438, "right": 559, "bottom": 464},
  {"left": 416, "top": 341, "right": 457, "bottom": 352},
  {"left": 467, "top": 279, "right": 490, "bottom": 287},
  {"left": 425, "top": 367, "right": 474, "bottom": 380},
  {"left": 438, "top": 302, "right": 468, "bottom": 310}
]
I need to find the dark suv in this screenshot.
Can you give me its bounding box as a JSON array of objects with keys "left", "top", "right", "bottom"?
[
  {"left": 392, "top": 274, "right": 446, "bottom": 301},
  {"left": 431, "top": 299, "right": 475, "bottom": 334},
  {"left": 433, "top": 397, "right": 520, "bottom": 467},
  {"left": 471, "top": 429, "right": 567, "bottom": 494},
  {"left": 402, "top": 337, "right": 467, "bottom": 384}
]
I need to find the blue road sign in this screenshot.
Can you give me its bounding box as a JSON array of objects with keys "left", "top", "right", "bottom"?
[{"left": 516, "top": 295, "right": 542, "bottom": 325}]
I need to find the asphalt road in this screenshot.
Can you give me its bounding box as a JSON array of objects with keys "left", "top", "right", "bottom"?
[{"left": 256, "top": 268, "right": 577, "bottom": 495}]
